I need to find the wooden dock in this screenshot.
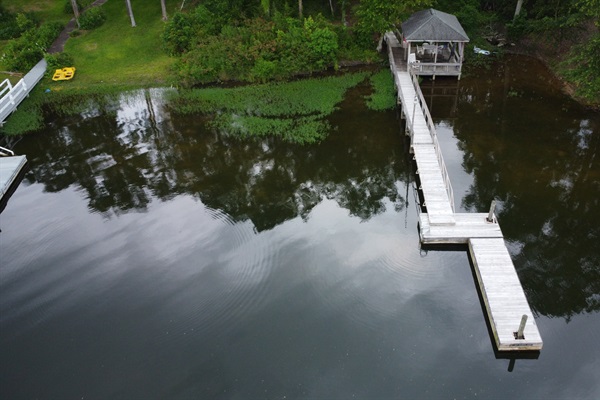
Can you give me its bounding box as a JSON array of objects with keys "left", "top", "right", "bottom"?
[
  {"left": 0, "top": 153, "right": 27, "bottom": 212},
  {"left": 385, "top": 32, "right": 542, "bottom": 352}
]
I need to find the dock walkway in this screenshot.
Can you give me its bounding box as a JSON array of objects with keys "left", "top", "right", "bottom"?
[{"left": 385, "top": 32, "right": 542, "bottom": 351}]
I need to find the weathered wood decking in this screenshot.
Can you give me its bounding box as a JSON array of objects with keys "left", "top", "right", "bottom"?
[
  {"left": 0, "top": 154, "right": 27, "bottom": 211},
  {"left": 0, "top": 59, "right": 47, "bottom": 125},
  {"left": 385, "top": 32, "right": 542, "bottom": 352}
]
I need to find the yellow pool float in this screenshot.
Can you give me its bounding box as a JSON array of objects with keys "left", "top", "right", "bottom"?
[{"left": 52, "top": 67, "right": 76, "bottom": 81}]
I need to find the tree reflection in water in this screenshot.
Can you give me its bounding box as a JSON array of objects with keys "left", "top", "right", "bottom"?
[{"left": 17, "top": 86, "right": 408, "bottom": 233}]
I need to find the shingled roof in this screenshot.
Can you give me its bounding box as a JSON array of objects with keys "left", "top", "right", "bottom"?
[{"left": 402, "top": 9, "right": 469, "bottom": 42}]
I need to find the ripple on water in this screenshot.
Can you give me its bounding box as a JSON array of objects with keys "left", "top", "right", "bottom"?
[
  {"left": 153, "top": 223, "right": 280, "bottom": 344},
  {"left": 306, "top": 229, "right": 449, "bottom": 332}
]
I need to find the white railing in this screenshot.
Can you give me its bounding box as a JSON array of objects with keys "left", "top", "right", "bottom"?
[
  {"left": 410, "top": 62, "right": 462, "bottom": 75},
  {"left": 0, "top": 145, "right": 15, "bottom": 156},
  {"left": 0, "top": 78, "right": 28, "bottom": 124},
  {"left": 1, "top": 58, "right": 46, "bottom": 124},
  {"left": 408, "top": 66, "right": 455, "bottom": 212},
  {"left": 0, "top": 79, "right": 12, "bottom": 98},
  {"left": 384, "top": 32, "right": 455, "bottom": 211}
]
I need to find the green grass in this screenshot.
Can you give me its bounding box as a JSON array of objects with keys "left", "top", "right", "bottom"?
[
  {"left": 57, "top": 0, "right": 178, "bottom": 89},
  {"left": 3, "top": 0, "right": 70, "bottom": 24}
]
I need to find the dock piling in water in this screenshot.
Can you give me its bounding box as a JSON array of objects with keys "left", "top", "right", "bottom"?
[
  {"left": 515, "top": 315, "right": 528, "bottom": 340},
  {"left": 487, "top": 200, "right": 497, "bottom": 223}
]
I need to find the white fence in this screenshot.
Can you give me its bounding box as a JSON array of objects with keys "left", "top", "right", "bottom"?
[
  {"left": 0, "top": 59, "right": 47, "bottom": 125},
  {"left": 0, "top": 79, "right": 29, "bottom": 124}
]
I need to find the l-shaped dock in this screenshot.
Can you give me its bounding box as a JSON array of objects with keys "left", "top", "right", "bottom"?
[{"left": 385, "top": 32, "right": 542, "bottom": 351}]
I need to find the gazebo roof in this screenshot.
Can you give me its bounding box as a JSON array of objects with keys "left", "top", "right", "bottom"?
[{"left": 402, "top": 9, "right": 470, "bottom": 42}]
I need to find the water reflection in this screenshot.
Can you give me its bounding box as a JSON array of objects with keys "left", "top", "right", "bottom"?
[
  {"left": 15, "top": 85, "right": 408, "bottom": 231},
  {"left": 424, "top": 55, "right": 600, "bottom": 318}
]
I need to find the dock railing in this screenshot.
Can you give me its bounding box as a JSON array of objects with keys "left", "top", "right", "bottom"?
[
  {"left": 408, "top": 65, "right": 455, "bottom": 212},
  {"left": 410, "top": 62, "right": 462, "bottom": 75},
  {"left": 0, "top": 145, "right": 15, "bottom": 157},
  {"left": 0, "top": 78, "right": 28, "bottom": 124},
  {"left": 1, "top": 59, "right": 46, "bottom": 124}
]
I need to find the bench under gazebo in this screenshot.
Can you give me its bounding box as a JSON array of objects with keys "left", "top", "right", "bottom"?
[{"left": 400, "top": 9, "right": 470, "bottom": 79}]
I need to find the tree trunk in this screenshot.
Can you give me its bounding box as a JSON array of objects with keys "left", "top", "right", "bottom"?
[
  {"left": 513, "top": 0, "right": 524, "bottom": 20},
  {"left": 376, "top": 35, "right": 384, "bottom": 52},
  {"left": 70, "top": 0, "right": 80, "bottom": 28},
  {"left": 125, "top": 0, "right": 136, "bottom": 27},
  {"left": 161, "top": 0, "right": 168, "bottom": 21},
  {"left": 298, "top": 0, "right": 303, "bottom": 18}
]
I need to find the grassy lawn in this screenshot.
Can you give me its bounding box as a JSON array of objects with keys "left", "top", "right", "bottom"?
[
  {"left": 2, "top": 0, "right": 179, "bottom": 89},
  {"left": 3, "top": 0, "right": 70, "bottom": 24},
  {"left": 1, "top": 0, "right": 181, "bottom": 135},
  {"left": 54, "top": 0, "right": 179, "bottom": 89}
]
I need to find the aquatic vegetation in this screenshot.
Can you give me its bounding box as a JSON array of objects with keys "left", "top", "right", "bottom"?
[
  {"left": 168, "top": 72, "right": 369, "bottom": 144},
  {"left": 365, "top": 69, "right": 397, "bottom": 111}
]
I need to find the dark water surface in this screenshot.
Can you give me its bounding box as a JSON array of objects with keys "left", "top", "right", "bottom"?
[{"left": 1, "top": 56, "right": 599, "bottom": 399}]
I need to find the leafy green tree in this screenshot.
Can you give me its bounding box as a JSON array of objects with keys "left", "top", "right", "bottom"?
[
  {"left": 576, "top": 0, "right": 600, "bottom": 25},
  {"left": 355, "top": 0, "right": 432, "bottom": 48}
]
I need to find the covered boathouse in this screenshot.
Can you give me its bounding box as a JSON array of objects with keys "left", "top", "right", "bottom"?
[{"left": 400, "top": 9, "right": 470, "bottom": 79}]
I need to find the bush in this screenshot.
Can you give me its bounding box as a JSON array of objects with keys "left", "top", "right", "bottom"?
[
  {"left": 79, "top": 7, "right": 106, "bottom": 30},
  {"left": 560, "top": 34, "right": 600, "bottom": 103},
  {"left": 45, "top": 52, "right": 75, "bottom": 71},
  {"left": 162, "top": 12, "right": 201, "bottom": 55},
  {"left": 0, "top": 21, "right": 63, "bottom": 71},
  {"left": 304, "top": 17, "right": 339, "bottom": 69},
  {"left": 0, "top": 4, "right": 20, "bottom": 39}
]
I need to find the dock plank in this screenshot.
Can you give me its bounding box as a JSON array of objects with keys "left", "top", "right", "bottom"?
[
  {"left": 0, "top": 155, "right": 27, "bottom": 200},
  {"left": 469, "top": 238, "right": 543, "bottom": 351}
]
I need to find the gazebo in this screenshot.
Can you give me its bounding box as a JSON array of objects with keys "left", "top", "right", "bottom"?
[{"left": 400, "top": 9, "right": 470, "bottom": 79}]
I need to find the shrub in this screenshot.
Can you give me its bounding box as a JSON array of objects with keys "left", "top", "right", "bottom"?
[
  {"left": 79, "top": 7, "right": 106, "bottom": 30},
  {"left": 162, "top": 11, "right": 202, "bottom": 55},
  {"left": 45, "top": 52, "right": 75, "bottom": 71},
  {"left": 560, "top": 34, "right": 600, "bottom": 103},
  {"left": 0, "top": 21, "right": 63, "bottom": 71},
  {"left": 251, "top": 58, "right": 277, "bottom": 82},
  {"left": 0, "top": 4, "right": 21, "bottom": 40}
]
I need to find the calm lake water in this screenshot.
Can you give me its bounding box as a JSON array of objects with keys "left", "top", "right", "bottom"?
[{"left": 1, "top": 55, "right": 599, "bottom": 399}]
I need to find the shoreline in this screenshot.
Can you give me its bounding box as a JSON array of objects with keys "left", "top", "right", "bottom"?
[{"left": 505, "top": 48, "right": 599, "bottom": 111}]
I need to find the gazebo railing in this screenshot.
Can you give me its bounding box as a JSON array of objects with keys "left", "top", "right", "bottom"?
[{"left": 410, "top": 62, "right": 462, "bottom": 75}]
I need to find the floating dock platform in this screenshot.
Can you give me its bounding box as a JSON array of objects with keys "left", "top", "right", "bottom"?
[{"left": 0, "top": 154, "right": 27, "bottom": 213}]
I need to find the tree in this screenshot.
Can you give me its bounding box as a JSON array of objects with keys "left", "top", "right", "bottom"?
[
  {"left": 161, "top": 0, "right": 168, "bottom": 21},
  {"left": 125, "top": 0, "right": 136, "bottom": 27},
  {"left": 355, "top": 0, "right": 432, "bottom": 49},
  {"left": 298, "top": 0, "right": 303, "bottom": 18},
  {"left": 576, "top": 0, "right": 600, "bottom": 26},
  {"left": 70, "top": 0, "right": 80, "bottom": 28},
  {"left": 513, "top": 0, "right": 524, "bottom": 20}
]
